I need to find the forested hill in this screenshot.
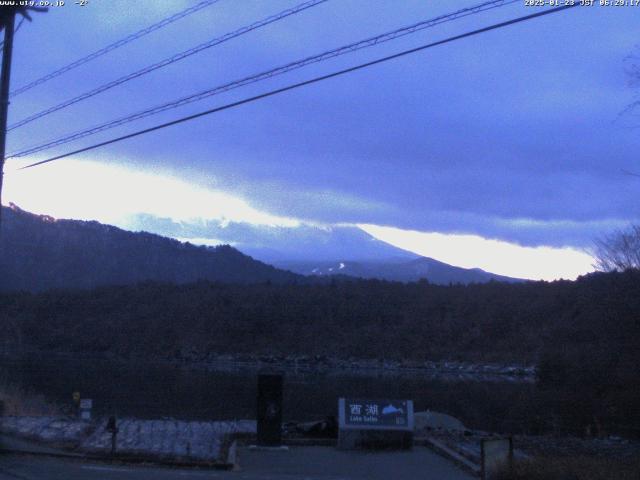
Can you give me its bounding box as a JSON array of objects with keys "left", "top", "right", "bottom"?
[
  {"left": 0, "top": 204, "right": 301, "bottom": 292},
  {"left": 2, "top": 269, "right": 638, "bottom": 368}
]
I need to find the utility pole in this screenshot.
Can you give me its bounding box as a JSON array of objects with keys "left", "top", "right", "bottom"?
[
  {"left": 0, "top": 6, "right": 46, "bottom": 230},
  {"left": 0, "top": 9, "right": 16, "bottom": 230}
]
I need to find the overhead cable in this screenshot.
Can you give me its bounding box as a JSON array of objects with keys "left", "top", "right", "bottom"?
[
  {"left": 9, "top": 0, "right": 518, "bottom": 157},
  {"left": 16, "top": 4, "right": 579, "bottom": 171},
  {"left": 9, "top": 0, "right": 220, "bottom": 97}
]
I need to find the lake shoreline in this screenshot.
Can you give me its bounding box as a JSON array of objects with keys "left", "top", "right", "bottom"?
[{"left": 0, "top": 349, "right": 535, "bottom": 383}]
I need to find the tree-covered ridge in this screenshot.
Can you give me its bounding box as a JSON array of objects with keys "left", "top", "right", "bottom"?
[
  {"left": 1, "top": 270, "right": 637, "bottom": 366},
  {"left": 0, "top": 204, "right": 301, "bottom": 292}
]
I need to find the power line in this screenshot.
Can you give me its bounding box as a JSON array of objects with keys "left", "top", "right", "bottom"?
[
  {"left": 7, "top": 0, "right": 328, "bottom": 132},
  {"left": 16, "top": 4, "right": 578, "bottom": 172},
  {"left": 9, "top": 0, "right": 519, "bottom": 158},
  {"left": 9, "top": 0, "right": 220, "bottom": 98}
]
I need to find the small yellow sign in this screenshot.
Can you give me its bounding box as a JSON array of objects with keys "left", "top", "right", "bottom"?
[{"left": 72, "top": 391, "right": 80, "bottom": 403}]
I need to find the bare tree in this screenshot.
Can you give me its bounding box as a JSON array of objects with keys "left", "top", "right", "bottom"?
[
  {"left": 619, "top": 48, "right": 640, "bottom": 178},
  {"left": 600, "top": 51, "right": 640, "bottom": 269},
  {"left": 594, "top": 225, "right": 640, "bottom": 272},
  {"left": 624, "top": 46, "right": 640, "bottom": 114}
]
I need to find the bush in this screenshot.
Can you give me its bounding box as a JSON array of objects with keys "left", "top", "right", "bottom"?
[
  {"left": 496, "top": 456, "right": 640, "bottom": 480},
  {"left": 0, "top": 381, "right": 60, "bottom": 416}
]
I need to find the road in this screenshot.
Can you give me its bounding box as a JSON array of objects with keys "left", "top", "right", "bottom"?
[{"left": 0, "top": 446, "right": 474, "bottom": 480}]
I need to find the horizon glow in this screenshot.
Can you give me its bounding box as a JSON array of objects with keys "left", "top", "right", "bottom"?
[
  {"left": 358, "top": 224, "right": 595, "bottom": 281},
  {"left": 4, "top": 159, "right": 596, "bottom": 280},
  {"left": 4, "top": 159, "right": 301, "bottom": 228}
]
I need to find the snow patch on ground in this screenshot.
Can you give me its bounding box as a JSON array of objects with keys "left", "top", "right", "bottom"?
[{"left": 0, "top": 416, "right": 256, "bottom": 464}]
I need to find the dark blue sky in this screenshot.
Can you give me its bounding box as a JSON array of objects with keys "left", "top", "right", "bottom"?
[{"left": 4, "top": 0, "right": 640, "bottom": 277}]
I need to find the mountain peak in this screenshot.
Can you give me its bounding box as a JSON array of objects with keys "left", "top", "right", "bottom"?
[{"left": 121, "top": 213, "right": 418, "bottom": 263}]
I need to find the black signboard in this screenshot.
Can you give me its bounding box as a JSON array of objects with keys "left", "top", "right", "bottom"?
[
  {"left": 257, "top": 374, "right": 283, "bottom": 446},
  {"left": 339, "top": 398, "right": 413, "bottom": 431}
]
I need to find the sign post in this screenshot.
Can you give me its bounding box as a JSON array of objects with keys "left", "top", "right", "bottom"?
[
  {"left": 338, "top": 398, "right": 414, "bottom": 450},
  {"left": 106, "top": 416, "right": 118, "bottom": 455},
  {"left": 72, "top": 391, "right": 80, "bottom": 415}
]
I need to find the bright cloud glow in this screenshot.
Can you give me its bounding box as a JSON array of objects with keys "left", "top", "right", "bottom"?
[
  {"left": 2, "top": 159, "right": 598, "bottom": 280},
  {"left": 4, "top": 159, "right": 301, "bottom": 228},
  {"left": 358, "top": 224, "right": 595, "bottom": 281}
]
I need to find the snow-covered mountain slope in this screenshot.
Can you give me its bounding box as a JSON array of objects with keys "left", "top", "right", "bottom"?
[
  {"left": 122, "top": 214, "right": 521, "bottom": 284},
  {"left": 122, "top": 213, "right": 418, "bottom": 263}
]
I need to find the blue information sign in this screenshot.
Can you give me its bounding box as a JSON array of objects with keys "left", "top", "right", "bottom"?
[{"left": 339, "top": 398, "right": 414, "bottom": 431}]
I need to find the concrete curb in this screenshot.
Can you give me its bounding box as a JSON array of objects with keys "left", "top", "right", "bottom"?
[
  {"left": 232, "top": 433, "right": 337, "bottom": 448},
  {"left": 417, "top": 437, "right": 481, "bottom": 477},
  {"left": 0, "top": 447, "right": 83, "bottom": 460},
  {"left": 0, "top": 446, "right": 235, "bottom": 470},
  {"left": 285, "top": 437, "right": 337, "bottom": 447}
]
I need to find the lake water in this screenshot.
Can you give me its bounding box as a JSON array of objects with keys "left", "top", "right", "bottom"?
[{"left": 0, "top": 354, "right": 536, "bottom": 433}]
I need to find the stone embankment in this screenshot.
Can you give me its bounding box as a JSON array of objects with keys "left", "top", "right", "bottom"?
[
  {"left": 0, "top": 415, "right": 256, "bottom": 466},
  {"left": 1, "top": 350, "right": 536, "bottom": 382},
  {"left": 178, "top": 353, "right": 536, "bottom": 382}
]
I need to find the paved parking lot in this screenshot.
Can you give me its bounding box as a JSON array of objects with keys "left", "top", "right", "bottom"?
[{"left": 0, "top": 446, "right": 473, "bottom": 480}]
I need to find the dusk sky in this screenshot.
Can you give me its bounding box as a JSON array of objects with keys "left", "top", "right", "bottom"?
[{"left": 3, "top": 0, "right": 640, "bottom": 280}]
